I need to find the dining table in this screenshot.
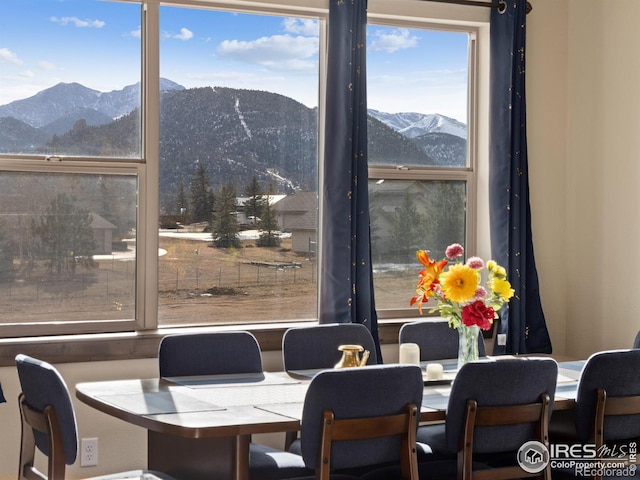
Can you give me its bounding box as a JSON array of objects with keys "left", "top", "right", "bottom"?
[{"left": 75, "top": 357, "right": 583, "bottom": 480}]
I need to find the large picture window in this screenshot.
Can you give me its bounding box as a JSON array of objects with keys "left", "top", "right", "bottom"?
[{"left": 0, "top": 0, "right": 484, "bottom": 337}]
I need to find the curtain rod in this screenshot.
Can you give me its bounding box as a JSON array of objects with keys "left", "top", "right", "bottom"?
[{"left": 424, "top": 0, "right": 533, "bottom": 14}]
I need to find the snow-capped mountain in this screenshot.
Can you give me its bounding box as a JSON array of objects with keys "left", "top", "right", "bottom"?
[
  {"left": 368, "top": 110, "right": 467, "bottom": 140},
  {"left": 0, "top": 78, "right": 184, "bottom": 129}
]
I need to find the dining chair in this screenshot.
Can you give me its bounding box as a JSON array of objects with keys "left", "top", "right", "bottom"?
[
  {"left": 282, "top": 323, "right": 378, "bottom": 372},
  {"left": 281, "top": 323, "right": 379, "bottom": 451},
  {"left": 249, "top": 364, "right": 424, "bottom": 480},
  {"left": 158, "top": 331, "right": 316, "bottom": 479},
  {"left": 633, "top": 331, "right": 640, "bottom": 349},
  {"left": 417, "top": 357, "right": 558, "bottom": 480},
  {"left": 550, "top": 349, "right": 640, "bottom": 480},
  {"left": 398, "top": 319, "right": 486, "bottom": 361},
  {"left": 15, "top": 354, "right": 176, "bottom": 480},
  {"left": 158, "top": 330, "right": 263, "bottom": 377}
]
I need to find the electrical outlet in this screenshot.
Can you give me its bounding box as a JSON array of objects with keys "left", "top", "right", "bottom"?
[
  {"left": 80, "top": 437, "right": 98, "bottom": 467},
  {"left": 497, "top": 333, "right": 507, "bottom": 346}
]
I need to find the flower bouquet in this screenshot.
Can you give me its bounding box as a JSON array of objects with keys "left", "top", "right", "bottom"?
[{"left": 410, "top": 243, "right": 514, "bottom": 367}]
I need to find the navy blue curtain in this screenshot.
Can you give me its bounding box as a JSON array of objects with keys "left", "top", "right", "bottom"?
[
  {"left": 319, "top": 0, "right": 381, "bottom": 362},
  {"left": 489, "top": 0, "right": 552, "bottom": 354}
]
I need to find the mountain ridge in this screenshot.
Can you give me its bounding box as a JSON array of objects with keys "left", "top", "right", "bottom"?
[{"left": 0, "top": 81, "right": 467, "bottom": 211}]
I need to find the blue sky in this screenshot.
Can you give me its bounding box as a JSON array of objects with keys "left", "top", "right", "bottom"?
[{"left": 0, "top": 0, "right": 469, "bottom": 122}]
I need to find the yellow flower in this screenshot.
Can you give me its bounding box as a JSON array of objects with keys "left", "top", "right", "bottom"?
[
  {"left": 486, "top": 260, "right": 497, "bottom": 271},
  {"left": 440, "top": 264, "right": 479, "bottom": 303},
  {"left": 489, "top": 277, "right": 515, "bottom": 301}
]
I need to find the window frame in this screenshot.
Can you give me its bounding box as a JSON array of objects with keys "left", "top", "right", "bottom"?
[{"left": 0, "top": 0, "right": 490, "bottom": 344}]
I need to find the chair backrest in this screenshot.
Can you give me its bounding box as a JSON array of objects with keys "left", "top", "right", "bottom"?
[
  {"left": 444, "top": 358, "right": 558, "bottom": 455},
  {"left": 282, "top": 323, "right": 378, "bottom": 371},
  {"left": 574, "top": 349, "right": 640, "bottom": 443},
  {"left": 158, "top": 331, "right": 263, "bottom": 377},
  {"left": 633, "top": 331, "right": 640, "bottom": 349},
  {"left": 15, "top": 354, "right": 79, "bottom": 480},
  {"left": 299, "top": 364, "right": 423, "bottom": 479},
  {"left": 399, "top": 319, "right": 486, "bottom": 361}
]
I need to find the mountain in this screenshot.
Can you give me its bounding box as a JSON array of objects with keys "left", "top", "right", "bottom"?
[
  {"left": 0, "top": 78, "right": 184, "bottom": 128},
  {"left": 0, "top": 80, "right": 464, "bottom": 208},
  {"left": 412, "top": 132, "right": 467, "bottom": 167},
  {"left": 368, "top": 110, "right": 467, "bottom": 140},
  {"left": 0, "top": 117, "right": 50, "bottom": 151}
]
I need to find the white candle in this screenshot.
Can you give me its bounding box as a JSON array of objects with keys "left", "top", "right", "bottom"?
[
  {"left": 425, "top": 363, "right": 444, "bottom": 380},
  {"left": 399, "top": 343, "right": 420, "bottom": 366}
]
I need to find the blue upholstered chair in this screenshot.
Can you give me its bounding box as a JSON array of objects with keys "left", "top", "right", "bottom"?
[
  {"left": 158, "top": 332, "right": 313, "bottom": 480},
  {"left": 550, "top": 349, "right": 640, "bottom": 480},
  {"left": 281, "top": 323, "right": 379, "bottom": 451},
  {"left": 158, "top": 331, "right": 263, "bottom": 377},
  {"left": 398, "top": 319, "right": 486, "bottom": 361},
  {"left": 15, "top": 354, "right": 175, "bottom": 480},
  {"left": 282, "top": 323, "right": 378, "bottom": 372},
  {"left": 249, "top": 364, "right": 424, "bottom": 480},
  {"left": 417, "top": 358, "right": 558, "bottom": 480}
]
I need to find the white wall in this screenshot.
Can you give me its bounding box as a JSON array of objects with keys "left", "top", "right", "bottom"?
[
  {"left": 525, "top": 0, "right": 570, "bottom": 355},
  {"left": 527, "top": 0, "right": 640, "bottom": 359}
]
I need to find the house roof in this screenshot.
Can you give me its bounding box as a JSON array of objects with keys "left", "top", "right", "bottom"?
[
  {"left": 90, "top": 213, "right": 117, "bottom": 230},
  {"left": 236, "top": 194, "right": 286, "bottom": 207},
  {"left": 274, "top": 191, "right": 317, "bottom": 213}
]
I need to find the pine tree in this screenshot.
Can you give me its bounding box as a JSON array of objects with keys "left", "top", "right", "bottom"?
[
  {"left": 0, "top": 218, "right": 14, "bottom": 282},
  {"left": 256, "top": 183, "right": 281, "bottom": 247},
  {"left": 31, "top": 193, "right": 97, "bottom": 277},
  {"left": 243, "top": 175, "right": 265, "bottom": 225},
  {"left": 189, "top": 163, "right": 212, "bottom": 223},
  {"left": 388, "top": 192, "right": 422, "bottom": 262},
  {"left": 212, "top": 184, "right": 240, "bottom": 248}
]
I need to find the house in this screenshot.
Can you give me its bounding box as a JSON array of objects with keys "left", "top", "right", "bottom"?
[
  {"left": 273, "top": 191, "right": 318, "bottom": 232},
  {"left": 90, "top": 213, "right": 117, "bottom": 255},
  {"left": 236, "top": 194, "right": 287, "bottom": 225}
]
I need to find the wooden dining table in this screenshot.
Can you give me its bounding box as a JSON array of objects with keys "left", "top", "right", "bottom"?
[{"left": 75, "top": 358, "right": 583, "bottom": 480}]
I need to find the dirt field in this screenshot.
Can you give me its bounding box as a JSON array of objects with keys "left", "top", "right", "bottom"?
[
  {"left": 1, "top": 235, "right": 415, "bottom": 325},
  {"left": 157, "top": 236, "right": 319, "bottom": 324}
]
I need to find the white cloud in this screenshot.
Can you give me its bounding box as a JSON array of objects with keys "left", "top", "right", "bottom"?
[
  {"left": 164, "top": 28, "right": 194, "bottom": 41},
  {"left": 37, "top": 60, "right": 57, "bottom": 71},
  {"left": 19, "top": 70, "right": 36, "bottom": 79},
  {"left": 50, "top": 16, "right": 106, "bottom": 28},
  {"left": 282, "top": 18, "right": 319, "bottom": 37},
  {"left": 217, "top": 34, "right": 318, "bottom": 71},
  {"left": 0, "top": 48, "right": 23, "bottom": 65},
  {"left": 129, "top": 27, "right": 142, "bottom": 39},
  {"left": 369, "top": 28, "right": 418, "bottom": 53}
]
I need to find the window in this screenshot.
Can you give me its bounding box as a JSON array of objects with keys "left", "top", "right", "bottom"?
[
  {"left": 366, "top": 23, "right": 478, "bottom": 317},
  {"left": 0, "top": 171, "right": 138, "bottom": 330},
  {"left": 0, "top": 0, "right": 487, "bottom": 337},
  {"left": 0, "top": 0, "right": 142, "bottom": 336},
  {"left": 156, "top": 7, "right": 320, "bottom": 326}
]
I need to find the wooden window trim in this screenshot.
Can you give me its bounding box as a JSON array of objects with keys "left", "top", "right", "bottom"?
[{"left": 0, "top": 321, "right": 404, "bottom": 367}]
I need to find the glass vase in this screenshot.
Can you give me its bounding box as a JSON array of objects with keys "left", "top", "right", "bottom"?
[{"left": 457, "top": 324, "right": 480, "bottom": 369}]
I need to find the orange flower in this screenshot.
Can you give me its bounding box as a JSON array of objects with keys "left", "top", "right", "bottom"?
[
  {"left": 415, "top": 250, "right": 448, "bottom": 294},
  {"left": 411, "top": 250, "right": 448, "bottom": 313}
]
